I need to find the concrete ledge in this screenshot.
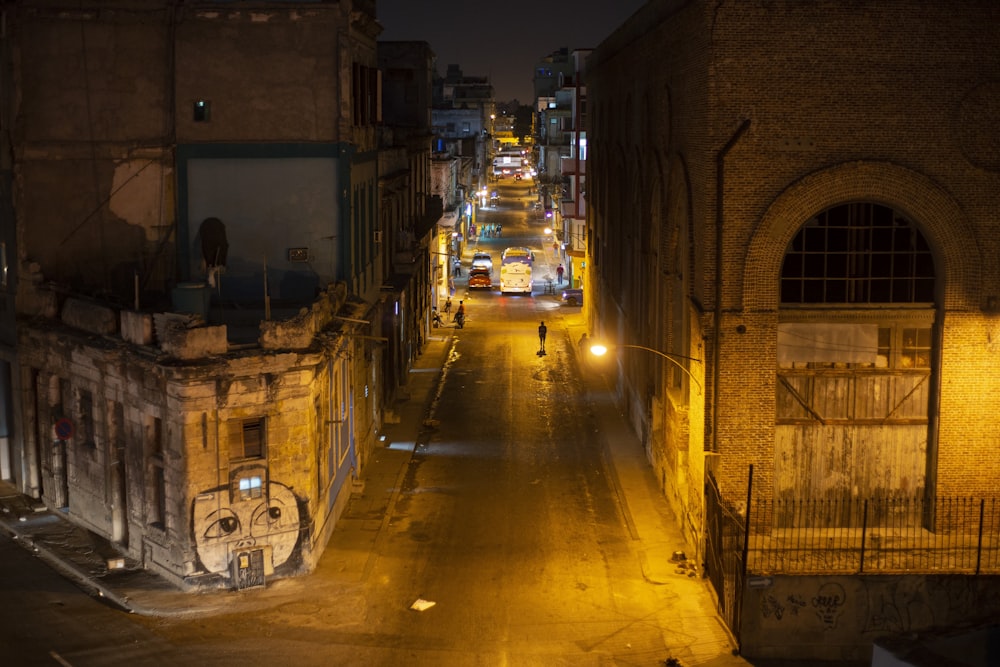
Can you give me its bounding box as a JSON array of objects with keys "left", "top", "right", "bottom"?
[
  {"left": 154, "top": 313, "right": 228, "bottom": 359},
  {"left": 61, "top": 297, "right": 118, "bottom": 335}
]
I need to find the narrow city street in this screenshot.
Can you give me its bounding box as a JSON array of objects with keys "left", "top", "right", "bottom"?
[
  {"left": 324, "top": 178, "right": 675, "bottom": 663},
  {"left": 131, "top": 178, "right": 685, "bottom": 665}
]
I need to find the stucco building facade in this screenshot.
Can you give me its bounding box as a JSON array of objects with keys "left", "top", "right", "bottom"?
[{"left": 0, "top": 0, "right": 439, "bottom": 590}]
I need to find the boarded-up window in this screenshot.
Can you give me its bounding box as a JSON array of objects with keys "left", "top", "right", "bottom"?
[{"left": 229, "top": 418, "right": 265, "bottom": 460}]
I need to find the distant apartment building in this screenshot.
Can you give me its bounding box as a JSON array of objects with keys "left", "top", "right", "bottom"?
[
  {"left": 533, "top": 48, "right": 589, "bottom": 290},
  {"left": 429, "top": 63, "right": 494, "bottom": 280}
]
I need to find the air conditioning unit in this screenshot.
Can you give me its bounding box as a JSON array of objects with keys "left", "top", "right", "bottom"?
[{"left": 373, "top": 231, "right": 383, "bottom": 243}]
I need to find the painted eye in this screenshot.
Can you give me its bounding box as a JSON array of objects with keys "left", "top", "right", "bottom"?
[
  {"left": 268, "top": 507, "right": 282, "bottom": 520},
  {"left": 204, "top": 515, "right": 240, "bottom": 538}
]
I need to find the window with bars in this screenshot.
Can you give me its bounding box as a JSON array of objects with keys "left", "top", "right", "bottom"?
[{"left": 781, "top": 203, "right": 935, "bottom": 305}]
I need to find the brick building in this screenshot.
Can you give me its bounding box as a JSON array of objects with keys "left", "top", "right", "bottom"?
[
  {"left": 586, "top": 0, "right": 1000, "bottom": 659},
  {"left": 0, "top": 0, "right": 438, "bottom": 590}
]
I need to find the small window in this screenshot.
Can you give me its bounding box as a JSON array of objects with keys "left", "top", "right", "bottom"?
[
  {"left": 229, "top": 417, "right": 265, "bottom": 460},
  {"left": 238, "top": 475, "right": 263, "bottom": 501},
  {"left": 900, "top": 327, "right": 932, "bottom": 369},
  {"left": 151, "top": 465, "right": 166, "bottom": 528},
  {"left": 78, "top": 389, "right": 95, "bottom": 448},
  {"left": 193, "top": 100, "right": 211, "bottom": 122}
]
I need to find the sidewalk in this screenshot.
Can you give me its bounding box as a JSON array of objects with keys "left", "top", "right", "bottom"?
[{"left": 0, "top": 315, "right": 749, "bottom": 665}]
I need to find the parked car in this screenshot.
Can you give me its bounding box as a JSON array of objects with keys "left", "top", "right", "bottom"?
[
  {"left": 468, "top": 268, "right": 493, "bottom": 289},
  {"left": 471, "top": 252, "right": 493, "bottom": 273},
  {"left": 561, "top": 288, "right": 583, "bottom": 306}
]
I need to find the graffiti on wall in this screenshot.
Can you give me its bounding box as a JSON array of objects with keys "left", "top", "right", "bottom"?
[
  {"left": 761, "top": 592, "right": 806, "bottom": 621},
  {"left": 812, "top": 582, "right": 847, "bottom": 628},
  {"left": 191, "top": 463, "right": 303, "bottom": 577},
  {"left": 759, "top": 575, "right": 1000, "bottom": 639},
  {"left": 759, "top": 581, "right": 846, "bottom": 629}
]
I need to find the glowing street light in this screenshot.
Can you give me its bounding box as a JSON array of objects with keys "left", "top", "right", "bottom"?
[{"left": 589, "top": 343, "right": 703, "bottom": 394}]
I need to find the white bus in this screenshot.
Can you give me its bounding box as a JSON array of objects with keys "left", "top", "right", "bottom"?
[{"left": 499, "top": 258, "right": 532, "bottom": 294}]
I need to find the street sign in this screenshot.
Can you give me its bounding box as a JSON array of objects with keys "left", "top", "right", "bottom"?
[{"left": 53, "top": 417, "right": 75, "bottom": 441}]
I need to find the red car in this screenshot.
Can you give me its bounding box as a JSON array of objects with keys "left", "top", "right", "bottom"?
[{"left": 468, "top": 268, "right": 492, "bottom": 289}]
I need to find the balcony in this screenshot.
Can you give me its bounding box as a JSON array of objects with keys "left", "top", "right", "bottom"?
[
  {"left": 561, "top": 198, "right": 586, "bottom": 220},
  {"left": 559, "top": 156, "right": 586, "bottom": 176}
]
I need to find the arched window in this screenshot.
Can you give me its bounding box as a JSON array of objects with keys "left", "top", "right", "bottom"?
[
  {"left": 780, "top": 203, "right": 935, "bottom": 305},
  {"left": 775, "top": 202, "right": 937, "bottom": 505}
]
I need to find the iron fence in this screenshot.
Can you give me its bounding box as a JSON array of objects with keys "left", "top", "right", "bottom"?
[{"left": 745, "top": 495, "right": 1000, "bottom": 575}]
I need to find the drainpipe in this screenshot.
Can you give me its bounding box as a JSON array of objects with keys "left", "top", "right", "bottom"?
[{"left": 711, "top": 119, "right": 750, "bottom": 455}]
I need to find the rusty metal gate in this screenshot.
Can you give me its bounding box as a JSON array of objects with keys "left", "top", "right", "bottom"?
[{"left": 704, "top": 471, "right": 746, "bottom": 648}]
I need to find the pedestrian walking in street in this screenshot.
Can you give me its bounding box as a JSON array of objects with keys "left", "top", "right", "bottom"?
[
  {"left": 444, "top": 297, "right": 452, "bottom": 315},
  {"left": 538, "top": 321, "right": 548, "bottom": 354},
  {"left": 455, "top": 300, "right": 465, "bottom": 323},
  {"left": 556, "top": 264, "right": 564, "bottom": 285}
]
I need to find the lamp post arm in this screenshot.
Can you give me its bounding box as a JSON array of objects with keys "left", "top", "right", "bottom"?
[{"left": 617, "top": 344, "right": 703, "bottom": 395}]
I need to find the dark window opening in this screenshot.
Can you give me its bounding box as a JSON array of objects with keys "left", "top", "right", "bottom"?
[
  {"left": 781, "top": 203, "right": 935, "bottom": 304},
  {"left": 193, "top": 100, "right": 210, "bottom": 122}
]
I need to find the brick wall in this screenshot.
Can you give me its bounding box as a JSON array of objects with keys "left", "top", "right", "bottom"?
[{"left": 588, "top": 0, "right": 1000, "bottom": 557}]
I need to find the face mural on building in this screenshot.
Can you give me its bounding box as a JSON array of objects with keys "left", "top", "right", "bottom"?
[{"left": 191, "top": 465, "right": 301, "bottom": 576}]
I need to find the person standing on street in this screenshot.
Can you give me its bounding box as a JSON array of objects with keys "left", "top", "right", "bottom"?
[
  {"left": 556, "top": 263, "right": 564, "bottom": 285},
  {"left": 538, "top": 321, "right": 548, "bottom": 354}
]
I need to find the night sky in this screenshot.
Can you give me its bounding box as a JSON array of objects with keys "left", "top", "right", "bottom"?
[{"left": 376, "top": 0, "right": 649, "bottom": 103}]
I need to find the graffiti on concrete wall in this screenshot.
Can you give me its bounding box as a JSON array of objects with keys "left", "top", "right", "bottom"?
[
  {"left": 191, "top": 463, "right": 303, "bottom": 577},
  {"left": 812, "top": 582, "right": 847, "bottom": 628},
  {"left": 860, "top": 577, "right": 935, "bottom": 634},
  {"left": 758, "top": 575, "right": 1000, "bottom": 637},
  {"left": 759, "top": 582, "right": 846, "bottom": 629},
  {"left": 761, "top": 592, "right": 806, "bottom": 621}
]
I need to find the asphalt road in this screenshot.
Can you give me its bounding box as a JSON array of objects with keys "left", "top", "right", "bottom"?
[{"left": 0, "top": 179, "right": 868, "bottom": 667}]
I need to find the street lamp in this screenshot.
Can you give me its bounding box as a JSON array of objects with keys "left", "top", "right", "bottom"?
[{"left": 589, "top": 343, "right": 703, "bottom": 395}]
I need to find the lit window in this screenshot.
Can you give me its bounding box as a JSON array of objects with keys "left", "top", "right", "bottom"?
[
  {"left": 193, "top": 100, "right": 211, "bottom": 122},
  {"left": 900, "top": 327, "right": 932, "bottom": 369},
  {"left": 238, "top": 476, "right": 263, "bottom": 500}
]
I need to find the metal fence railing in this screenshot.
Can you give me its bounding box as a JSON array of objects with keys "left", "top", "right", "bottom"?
[{"left": 745, "top": 495, "right": 1000, "bottom": 575}]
